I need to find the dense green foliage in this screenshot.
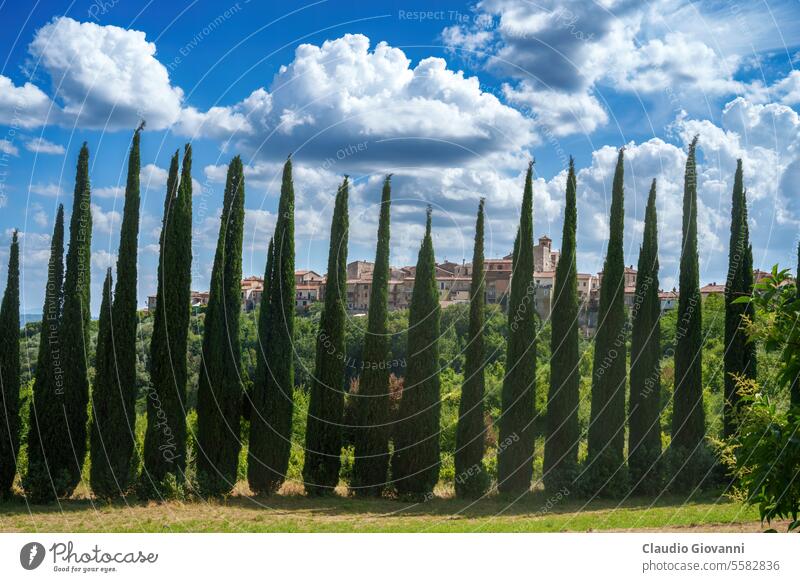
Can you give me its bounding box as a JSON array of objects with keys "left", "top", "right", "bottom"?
[
  {"left": 454, "top": 199, "right": 490, "bottom": 498},
  {"left": 543, "top": 159, "right": 580, "bottom": 492},
  {"left": 5, "top": 139, "right": 794, "bottom": 512},
  {"left": 303, "top": 178, "right": 349, "bottom": 495},
  {"left": 142, "top": 146, "right": 192, "bottom": 495},
  {"left": 392, "top": 207, "right": 441, "bottom": 497},
  {"left": 89, "top": 269, "right": 117, "bottom": 497},
  {"left": 671, "top": 137, "right": 708, "bottom": 491},
  {"left": 196, "top": 157, "right": 246, "bottom": 496},
  {"left": 628, "top": 180, "right": 662, "bottom": 494},
  {"left": 249, "top": 157, "right": 295, "bottom": 494},
  {"left": 59, "top": 143, "right": 94, "bottom": 495},
  {"left": 723, "top": 160, "right": 756, "bottom": 437},
  {"left": 352, "top": 176, "right": 393, "bottom": 496},
  {"left": 24, "top": 205, "right": 65, "bottom": 502},
  {"left": 0, "top": 231, "right": 20, "bottom": 498},
  {"left": 724, "top": 269, "right": 800, "bottom": 529},
  {"left": 498, "top": 162, "right": 537, "bottom": 495},
  {"left": 586, "top": 149, "right": 628, "bottom": 497},
  {"left": 89, "top": 127, "right": 143, "bottom": 497}
]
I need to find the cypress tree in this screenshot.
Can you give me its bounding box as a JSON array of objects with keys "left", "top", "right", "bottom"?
[
  {"left": 498, "top": 162, "right": 537, "bottom": 495},
  {"left": 392, "top": 206, "right": 441, "bottom": 497},
  {"left": 671, "top": 136, "right": 707, "bottom": 490},
  {"left": 89, "top": 269, "right": 116, "bottom": 497},
  {"left": 196, "top": 156, "right": 246, "bottom": 496},
  {"left": 58, "top": 142, "right": 93, "bottom": 495},
  {"left": 794, "top": 243, "right": 800, "bottom": 408},
  {"left": 454, "top": 199, "right": 490, "bottom": 498},
  {"left": 543, "top": 158, "right": 580, "bottom": 492},
  {"left": 723, "top": 160, "right": 756, "bottom": 437},
  {"left": 351, "top": 175, "right": 392, "bottom": 497},
  {"left": 89, "top": 125, "right": 143, "bottom": 497},
  {"left": 0, "top": 231, "right": 20, "bottom": 498},
  {"left": 24, "top": 205, "right": 65, "bottom": 502},
  {"left": 248, "top": 157, "right": 295, "bottom": 495},
  {"left": 247, "top": 236, "right": 273, "bottom": 486},
  {"left": 586, "top": 148, "right": 628, "bottom": 497},
  {"left": 142, "top": 146, "right": 192, "bottom": 493},
  {"left": 628, "top": 179, "right": 662, "bottom": 494},
  {"left": 303, "top": 177, "right": 350, "bottom": 495}
]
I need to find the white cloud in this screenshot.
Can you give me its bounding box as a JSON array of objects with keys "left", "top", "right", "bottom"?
[
  {"left": 0, "top": 139, "right": 18, "bottom": 156},
  {"left": 91, "top": 203, "right": 121, "bottom": 235},
  {"left": 93, "top": 186, "right": 125, "bottom": 199},
  {"left": 29, "top": 182, "right": 63, "bottom": 197},
  {"left": 14, "top": 230, "right": 54, "bottom": 273},
  {"left": 441, "top": 0, "right": 797, "bottom": 135},
  {"left": 24, "top": 136, "right": 65, "bottom": 154},
  {"left": 91, "top": 249, "right": 116, "bottom": 270},
  {"left": 746, "top": 70, "right": 800, "bottom": 108},
  {"left": 503, "top": 83, "right": 608, "bottom": 136},
  {"left": 140, "top": 163, "right": 169, "bottom": 189},
  {"left": 0, "top": 75, "right": 55, "bottom": 128},
  {"left": 184, "top": 34, "right": 536, "bottom": 168},
  {"left": 604, "top": 32, "right": 743, "bottom": 96},
  {"left": 16, "top": 17, "right": 183, "bottom": 130},
  {"left": 30, "top": 203, "right": 49, "bottom": 227}
]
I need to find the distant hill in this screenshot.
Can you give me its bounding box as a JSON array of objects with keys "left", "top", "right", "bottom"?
[{"left": 20, "top": 313, "right": 42, "bottom": 326}]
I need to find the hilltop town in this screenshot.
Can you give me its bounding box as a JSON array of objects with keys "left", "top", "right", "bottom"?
[{"left": 147, "top": 234, "right": 775, "bottom": 334}]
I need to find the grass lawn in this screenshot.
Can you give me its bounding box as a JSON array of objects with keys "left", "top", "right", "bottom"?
[{"left": 0, "top": 487, "right": 767, "bottom": 533}]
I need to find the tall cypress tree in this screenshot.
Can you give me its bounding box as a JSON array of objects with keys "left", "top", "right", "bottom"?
[
  {"left": 352, "top": 175, "right": 392, "bottom": 497},
  {"left": 586, "top": 148, "right": 628, "bottom": 497},
  {"left": 498, "top": 162, "right": 537, "bottom": 495},
  {"left": 455, "top": 199, "right": 490, "bottom": 498},
  {"left": 59, "top": 142, "right": 93, "bottom": 495},
  {"left": 671, "top": 136, "right": 707, "bottom": 490},
  {"left": 247, "top": 236, "right": 273, "bottom": 487},
  {"left": 89, "top": 125, "right": 143, "bottom": 498},
  {"left": 196, "top": 156, "right": 246, "bottom": 496},
  {"left": 544, "top": 158, "right": 580, "bottom": 492},
  {"left": 303, "top": 177, "right": 350, "bottom": 495},
  {"left": 723, "top": 160, "right": 756, "bottom": 437},
  {"left": 24, "top": 205, "right": 65, "bottom": 502},
  {"left": 392, "top": 207, "right": 441, "bottom": 497},
  {"left": 142, "top": 146, "right": 191, "bottom": 493},
  {"left": 89, "top": 269, "right": 115, "bottom": 497},
  {"left": 0, "top": 231, "right": 20, "bottom": 498},
  {"left": 248, "top": 157, "right": 295, "bottom": 495},
  {"left": 794, "top": 243, "right": 800, "bottom": 408},
  {"left": 628, "top": 179, "right": 662, "bottom": 494}
]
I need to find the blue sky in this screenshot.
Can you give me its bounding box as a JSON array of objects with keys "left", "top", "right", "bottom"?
[{"left": 0, "top": 0, "right": 799, "bottom": 314}]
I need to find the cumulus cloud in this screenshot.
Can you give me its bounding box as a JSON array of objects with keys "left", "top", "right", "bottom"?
[
  {"left": 30, "top": 202, "right": 49, "bottom": 227},
  {"left": 91, "top": 249, "right": 116, "bottom": 270},
  {"left": 503, "top": 83, "right": 608, "bottom": 136},
  {"left": 441, "top": 0, "right": 793, "bottom": 134},
  {"left": 24, "top": 136, "right": 65, "bottom": 155},
  {"left": 0, "top": 75, "right": 55, "bottom": 128},
  {"left": 140, "top": 163, "right": 169, "bottom": 189},
  {"left": 91, "top": 203, "right": 121, "bottom": 235},
  {"left": 0, "top": 17, "right": 184, "bottom": 130},
  {"left": 93, "top": 186, "right": 125, "bottom": 199},
  {"left": 29, "top": 183, "right": 63, "bottom": 197},
  {"left": 183, "top": 34, "right": 536, "bottom": 168},
  {"left": 746, "top": 71, "right": 800, "bottom": 107},
  {"left": 0, "top": 139, "right": 19, "bottom": 156}
]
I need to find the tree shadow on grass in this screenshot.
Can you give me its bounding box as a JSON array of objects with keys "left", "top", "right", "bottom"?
[{"left": 0, "top": 487, "right": 730, "bottom": 522}]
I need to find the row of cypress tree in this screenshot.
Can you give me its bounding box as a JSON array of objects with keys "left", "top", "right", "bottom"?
[
  {"left": 0, "top": 133, "right": 759, "bottom": 501},
  {"left": 543, "top": 141, "right": 756, "bottom": 497}
]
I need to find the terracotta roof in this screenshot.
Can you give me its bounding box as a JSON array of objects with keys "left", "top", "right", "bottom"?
[{"left": 700, "top": 283, "right": 725, "bottom": 294}]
